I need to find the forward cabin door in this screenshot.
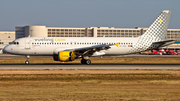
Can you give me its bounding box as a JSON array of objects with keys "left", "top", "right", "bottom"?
[{"left": 25, "top": 39, "right": 31, "bottom": 49}]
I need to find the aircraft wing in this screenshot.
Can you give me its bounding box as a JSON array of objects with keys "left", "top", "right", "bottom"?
[
  {"left": 152, "top": 40, "right": 175, "bottom": 47},
  {"left": 63, "top": 43, "right": 119, "bottom": 57}
]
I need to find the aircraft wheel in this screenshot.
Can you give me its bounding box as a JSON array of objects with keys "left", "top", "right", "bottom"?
[
  {"left": 25, "top": 61, "right": 29, "bottom": 65},
  {"left": 81, "top": 59, "right": 86, "bottom": 64},
  {"left": 85, "top": 59, "right": 91, "bottom": 65}
]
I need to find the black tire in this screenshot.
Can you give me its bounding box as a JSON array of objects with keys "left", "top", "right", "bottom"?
[
  {"left": 25, "top": 61, "right": 29, "bottom": 65},
  {"left": 81, "top": 59, "right": 86, "bottom": 64}
]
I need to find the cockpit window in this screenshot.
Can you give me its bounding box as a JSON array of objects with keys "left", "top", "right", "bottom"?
[
  {"left": 9, "top": 42, "right": 19, "bottom": 45},
  {"left": 9, "top": 42, "right": 13, "bottom": 44}
]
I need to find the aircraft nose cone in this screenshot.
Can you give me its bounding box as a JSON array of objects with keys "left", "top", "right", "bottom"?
[
  {"left": 3, "top": 47, "right": 7, "bottom": 53},
  {"left": 3, "top": 46, "right": 10, "bottom": 53}
]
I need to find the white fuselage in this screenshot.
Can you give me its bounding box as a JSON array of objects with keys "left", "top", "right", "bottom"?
[{"left": 4, "top": 37, "right": 139, "bottom": 56}]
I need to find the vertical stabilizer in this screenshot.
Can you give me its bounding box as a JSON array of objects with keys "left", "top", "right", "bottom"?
[
  {"left": 129, "top": 10, "right": 171, "bottom": 53},
  {"left": 139, "top": 10, "right": 171, "bottom": 41}
]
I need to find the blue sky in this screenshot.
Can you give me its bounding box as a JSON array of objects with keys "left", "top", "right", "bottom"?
[{"left": 0, "top": 0, "right": 179, "bottom": 31}]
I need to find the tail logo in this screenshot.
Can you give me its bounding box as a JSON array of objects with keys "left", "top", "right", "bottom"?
[{"left": 159, "top": 20, "right": 162, "bottom": 23}]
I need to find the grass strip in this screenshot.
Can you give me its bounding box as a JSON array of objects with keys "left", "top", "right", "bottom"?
[
  {"left": 0, "top": 73, "right": 180, "bottom": 81},
  {"left": 0, "top": 72, "right": 180, "bottom": 100}
]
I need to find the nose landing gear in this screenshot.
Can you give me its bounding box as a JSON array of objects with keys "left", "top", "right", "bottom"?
[{"left": 25, "top": 55, "right": 30, "bottom": 65}]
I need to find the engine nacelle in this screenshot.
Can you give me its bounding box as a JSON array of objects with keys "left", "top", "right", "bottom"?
[{"left": 53, "top": 51, "right": 76, "bottom": 62}]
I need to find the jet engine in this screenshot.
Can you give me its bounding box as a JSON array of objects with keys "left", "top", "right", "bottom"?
[{"left": 53, "top": 51, "right": 76, "bottom": 62}]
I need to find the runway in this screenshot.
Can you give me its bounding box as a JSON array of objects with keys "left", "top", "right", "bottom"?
[
  {"left": 0, "top": 63, "right": 180, "bottom": 70},
  {"left": 0, "top": 54, "right": 180, "bottom": 70}
]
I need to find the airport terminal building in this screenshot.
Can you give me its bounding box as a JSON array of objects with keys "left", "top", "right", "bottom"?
[
  {"left": 16, "top": 26, "right": 180, "bottom": 41},
  {"left": 0, "top": 31, "right": 15, "bottom": 53}
]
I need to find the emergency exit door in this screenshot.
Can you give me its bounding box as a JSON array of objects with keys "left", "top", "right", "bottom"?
[{"left": 25, "top": 39, "right": 31, "bottom": 49}]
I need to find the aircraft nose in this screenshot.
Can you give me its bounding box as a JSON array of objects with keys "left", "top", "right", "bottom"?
[{"left": 3, "top": 45, "right": 10, "bottom": 53}]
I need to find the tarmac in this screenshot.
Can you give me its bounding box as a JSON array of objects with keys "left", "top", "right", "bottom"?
[{"left": 0, "top": 63, "right": 179, "bottom": 70}]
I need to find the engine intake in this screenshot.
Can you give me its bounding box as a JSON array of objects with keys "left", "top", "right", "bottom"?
[{"left": 53, "top": 51, "right": 75, "bottom": 62}]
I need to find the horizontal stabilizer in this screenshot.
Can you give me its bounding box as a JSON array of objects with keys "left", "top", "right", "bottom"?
[
  {"left": 153, "top": 40, "right": 174, "bottom": 44},
  {"left": 152, "top": 40, "right": 175, "bottom": 47}
]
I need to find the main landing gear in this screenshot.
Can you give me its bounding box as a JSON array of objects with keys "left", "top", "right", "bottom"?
[
  {"left": 25, "top": 55, "right": 30, "bottom": 65},
  {"left": 81, "top": 58, "right": 91, "bottom": 65}
]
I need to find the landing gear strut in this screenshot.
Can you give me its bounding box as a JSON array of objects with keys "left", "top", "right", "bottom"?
[
  {"left": 25, "top": 55, "right": 30, "bottom": 65},
  {"left": 81, "top": 58, "right": 91, "bottom": 65}
]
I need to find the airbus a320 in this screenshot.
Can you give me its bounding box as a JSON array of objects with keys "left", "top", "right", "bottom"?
[{"left": 3, "top": 10, "right": 173, "bottom": 65}]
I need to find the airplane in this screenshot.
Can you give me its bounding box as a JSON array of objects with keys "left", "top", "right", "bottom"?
[{"left": 3, "top": 10, "right": 173, "bottom": 65}]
